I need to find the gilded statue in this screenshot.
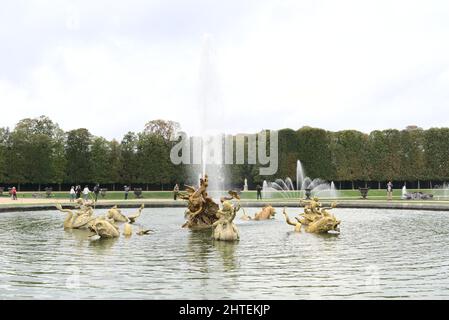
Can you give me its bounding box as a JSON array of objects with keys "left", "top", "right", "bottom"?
[{"left": 282, "top": 197, "right": 340, "bottom": 233}]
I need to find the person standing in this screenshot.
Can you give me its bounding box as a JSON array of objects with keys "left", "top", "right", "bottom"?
[
  {"left": 124, "top": 185, "right": 130, "bottom": 200},
  {"left": 82, "top": 185, "right": 91, "bottom": 201},
  {"left": 11, "top": 186, "right": 17, "bottom": 200},
  {"left": 69, "top": 186, "right": 76, "bottom": 202},
  {"left": 387, "top": 181, "right": 393, "bottom": 200},
  {"left": 173, "top": 184, "right": 179, "bottom": 200},
  {"left": 75, "top": 185, "right": 82, "bottom": 199},
  {"left": 256, "top": 184, "right": 262, "bottom": 200},
  {"left": 93, "top": 184, "right": 100, "bottom": 202}
]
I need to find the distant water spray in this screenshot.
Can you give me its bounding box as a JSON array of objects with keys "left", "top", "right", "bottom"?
[
  {"left": 265, "top": 160, "right": 341, "bottom": 199},
  {"left": 433, "top": 182, "right": 449, "bottom": 200},
  {"left": 296, "top": 160, "right": 305, "bottom": 191},
  {"left": 443, "top": 182, "right": 449, "bottom": 199},
  {"left": 330, "top": 181, "right": 338, "bottom": 198},
  {"left": 262, "top": 180, "right": 268, "bottom": 199}
]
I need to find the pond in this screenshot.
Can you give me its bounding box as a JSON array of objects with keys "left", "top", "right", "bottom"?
[{"left": 1, "top": 207, "right": 449, "bottom": 299}]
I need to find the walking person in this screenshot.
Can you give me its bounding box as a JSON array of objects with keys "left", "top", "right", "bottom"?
[
  {"left": 124, "top": 185, "right": 130, "bottom": 200},
  {"left": 173, "top": 184, "right": 179, "bottom": 200},
  {"left": 11, "top": 186, "right": 17, "bottom": 200},
  {"left": 93, "top": 184, "right": 100, "bottom": 202},
  {"left": 82, "top": 185, "right": 91, "bottom": 201},
  {"left": 256, "top": 184, "right": 262, "bottom": 200},
  {"left": 69, "top": 186, "right": 76, "bottom": 202},
  {"left": 387, "top": 181, "right": 393, "bottom": 201}
]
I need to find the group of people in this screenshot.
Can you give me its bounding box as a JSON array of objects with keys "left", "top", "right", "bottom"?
[
  {"left": 69, "top": 184, "right": 132, "bottom": 201},
  {"left": 69, "top": 184, "right": 101, "bottom": 202}
]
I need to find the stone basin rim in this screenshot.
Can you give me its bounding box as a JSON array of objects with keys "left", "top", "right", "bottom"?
[{"left": 2, "top": 200, "right": 449, "bottom": 212}]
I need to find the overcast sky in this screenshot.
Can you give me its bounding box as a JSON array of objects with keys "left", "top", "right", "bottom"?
[{"left": 1, "top": 0, "right": 449, "bottom": 139}]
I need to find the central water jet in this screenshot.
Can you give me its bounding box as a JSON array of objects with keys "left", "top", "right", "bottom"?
[{"left": 190, "top": 33, "right": 227, "bottom": 198}]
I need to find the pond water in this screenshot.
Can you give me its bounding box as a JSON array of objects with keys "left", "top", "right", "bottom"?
[{"left": 1, "top": 207, "right": 449, "bottom": 299}]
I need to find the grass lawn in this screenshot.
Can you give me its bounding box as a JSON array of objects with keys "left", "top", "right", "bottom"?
[{"left": 0, "top": 188, "right": 446, "bottom": 202}]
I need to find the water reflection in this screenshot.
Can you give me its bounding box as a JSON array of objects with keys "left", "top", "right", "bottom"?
[
  {"left": 88, "top": 237, "right": 119, "bottom": 250},
  {"left": 187, "top": 228, "right": 239, "bottom": 272},
  {"left": 64, "top": 228, "right": 92, "bottom": 241},
  {"left": 187, "top": 229, "right": 213, "bottom": 273},
  {"left": 2, "top": 208, "right": 449, "bottom": 299},
  {"left": 212, "top": 240, "right": 238, "bottom": 272}
]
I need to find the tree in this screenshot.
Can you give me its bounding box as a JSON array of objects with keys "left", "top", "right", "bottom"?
[
  {"left": 367, "top": 130, "right": 402, "bottom": 183},
  {"left": 144, "top": 119, "right": 180, "bottom": 141},
  {"left": 8, "top": 116, "right": 62, "bottom": 189},
  {"left": 330, "top": 130, "right": 370, "bottom": 187},
  {"left": 65, "top": 129, "right": 93, "bottom": 183},
  {"left": 90, "top": 137, "right": 112, "bottom": 184},
  {"left": 277, "top": 129, "right": 300, "bottom": 181},
  {"left": 0, "top": 127, "right": 9, "bottom": 183},
  {"left": 423, "top": 128, "right": 449, "bottom": 181},
  {"left": 136, "top": 132, "right": 176, "bottom": 189},
  {"left": 296, "top": 127, "right": 335, "bottom": 181},
  {"left": 141, "top": 120, "right": 183, "bottom": 189},
  {"left": 119, "top": 132, "right": 138, "bottom": 184},
  {"left": 52, "top": 128, "right": 67, "bottom": 188},
  {"left": 6, "top": 114, "right": 449, "bottom": 189},
  {"left": 399, "top": 128, "right": 425, "bottom": 182},
  {"left": 108, "top": 139, "right": 122, "bottom": 189}
]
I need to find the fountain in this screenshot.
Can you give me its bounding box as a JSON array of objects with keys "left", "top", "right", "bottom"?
[
  {"left": 264, "top": 160, "right": 340, "bottom": 199},
  {"left": 330, "top": 182, "right": 338, "bottom": 198},
  {"left": 262, "top": 180, "right": 269, "bottom": 199},
  {"left": 189, "top": 34, "right": 227, "bottom": 200},
  {"left": 402, "top": 185, "right": 407, "bottom": 199},
  {"left": 244, "top": 178, "right": 248, "bottom": 191},
  {"left": 178, "top": 174, "right": 240, "bottom": 241},
  {"left": 431, "top": 183, "right": 449, "bottom": 200},
  {"left": 282, "top": 197, "right": 340, "bottom": 233},
  {"left": 55, "top": 200, "right": 149, "bottom": 238},
  {"left": 296, "top": 160, "right": 304, "bottom": 191},
  {"left": 402, "top": 189, "right": 434, "bottom": 200}
]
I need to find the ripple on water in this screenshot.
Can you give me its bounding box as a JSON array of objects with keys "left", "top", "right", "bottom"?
[{"left": 1, "top": 208, "right": 449, "bottom": 299}]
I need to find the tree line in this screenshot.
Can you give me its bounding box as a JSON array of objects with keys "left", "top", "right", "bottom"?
[
  {"left": 0, "top": 116, "right": 182, "bottom": 191},
  {"left": 0, "top": 116, "right": 447, "bottom": 190}
]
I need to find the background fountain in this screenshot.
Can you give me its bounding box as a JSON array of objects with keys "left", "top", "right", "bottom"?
[
  {"left": 263, "top": 160, "right": 339, "bottom": 199},
  {"left": 402, "top": 184, "right": 407, "bottom": 199},
  {"left": 428, "top": 182, "right": 449, "bottom": 200},
  {"left": 441, "top": 183, "right": 449, "bottom": 200},
  {"left": 296, "top": 160, "right": 304, "bottom": 190},
  {"left": 262, "top": 180, "right": 269, "bottom": 199}
]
